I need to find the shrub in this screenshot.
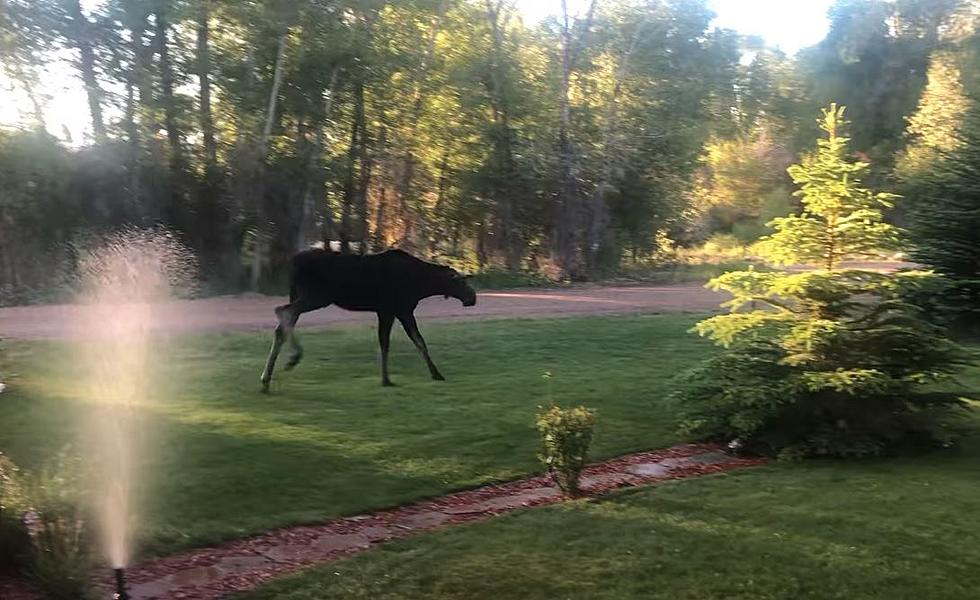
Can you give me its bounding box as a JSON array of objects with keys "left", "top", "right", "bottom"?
[
  {"left": 19, "top": 450, "right": 94, "bottom": 600},
  {"left": 0, "top": 453, "right": 29, "bottom": 570},
  {"left": 674, "top": 106, "right": 970, "bottom": 459},
  {"left": 675, "top": 273, "right": 969, "bottom": 458},
  {"left": 536, "top": 405, "right": 598, "bottom": 495}
]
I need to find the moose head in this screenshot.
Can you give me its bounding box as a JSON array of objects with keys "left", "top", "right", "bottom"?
[{"left": 439, "top": 267, "right": 477, "bottom": 307}]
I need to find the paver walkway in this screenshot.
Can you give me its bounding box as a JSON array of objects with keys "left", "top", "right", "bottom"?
[{"left": 104, "top": 444, "right": 764, "bottom": 600}]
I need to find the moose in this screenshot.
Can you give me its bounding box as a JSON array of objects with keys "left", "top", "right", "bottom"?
[{"left": 261, "top": 248, "right": 477, "bottom": 392}]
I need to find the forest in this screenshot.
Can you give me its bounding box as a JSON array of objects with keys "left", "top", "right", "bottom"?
[{"left": 0, "top": 0, "right": 978, "bottom": 302}]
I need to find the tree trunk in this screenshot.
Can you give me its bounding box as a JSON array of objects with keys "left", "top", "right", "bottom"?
[
  {"left": 155, "top": 5, "right": 182, "bottom": 165},
  {"left": 197, "top": 0, "right": 217, "bottom": 170},
  {"left": 67, "top": 0, "right": 107, "bottom": 143},
  {"left": 124, "top": 60, "right": 142, "bottom": 220},
  {"left": 394, "top": 0, "right": 449, "bottom": 245},
  {"left": 555, "top": 0, "right": 597, "bottom": 279},
  {"left": 261, "top": 34, "right": 289, "bottom": 153},
  {"left": 123, "top": 7, "right": 153, "bottom": 126},
  {"left": 371, "top": 127, "right": 390, "bottom": 250},
  {"left": 484, "top": 0, "right": 521, "bottom": 270},
  {"left": 296, "top": 67, "right": 339, "bottom": 253},
  {"left": 355, "top": 115, "right": 374, "bottom": 253},
  {"left": 251, "top": 31, "right": 290, "bottom": 291},
  {"left": 430, "top": 149, "right": 450, "bottom": 255},
  {"left": 339, "top": 78, "right": 364, "bottom": 252},
  {"left": 586, "top": 20, "right": 644, "bottom": 273}
]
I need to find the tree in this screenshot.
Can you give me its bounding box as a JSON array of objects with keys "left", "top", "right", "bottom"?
[
  {"left": 64, "top": 0, "right": 109, "bottom": 143},
  {"left": 0, "top": 0, "right": 783, "bottom": 297},
  {"left": 674, "top": 105, "right": 967, "bottom": 458},
  {"left": 904, "top": 103, "right": 980, "bottom": 331},
  {"left": 895, "top": 51, "right": 972, "bottom": 182},
  {"left": 692, "top": 127, "right": 794, "bottom": 242},
  {"left": 757, "top": 105, "right": 900, "bottom": 270},
  {"left": 799, "top": 0, "right": 964, "bottom": 172},
  {"left": 554, "top": 0, "right": 597, "bottom": 279},
  {"left": 0, "top": 0, "right": 49, "bottom": 128},
  {"left": 196, "top": 0, "right": 218, "bottom": 171}
]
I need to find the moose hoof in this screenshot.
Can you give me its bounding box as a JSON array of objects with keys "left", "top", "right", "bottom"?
[
  {"left": 432, "top": 373, "right": 446, "bottom": 381},
  {"left": 260, "top": 379, "right": 271, "bottom": 394},
  {"left": 284, "top": 356, "right": 302, "bottom": 371},
  {"left": 382, "top": 380, "right": 396, "bottom": 387}
]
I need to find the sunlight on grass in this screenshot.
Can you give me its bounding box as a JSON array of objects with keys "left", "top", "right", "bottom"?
[{"left": 0, "top": 315, "right": 704, "bottom": 555}]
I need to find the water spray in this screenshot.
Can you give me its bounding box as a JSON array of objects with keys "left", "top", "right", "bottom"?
[
  {"left": 74, "top": 229, "right": 195, "bottom": 600},
  {"left": 113, "top": 567, "right": 130, "bottom": 600}
]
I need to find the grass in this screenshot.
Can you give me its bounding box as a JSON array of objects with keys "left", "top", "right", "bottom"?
[
  {"left": 612, "top": 259, "right": 772, "bottom": 284},
  {"left": 239, "top": 361, "right": 980, "bottom": 600},
  {"left": 0, "top": 314, "right": 709, "bottom": 557},
  {"left": 238, "top": 431, "right": 980, "bottom": 600}
]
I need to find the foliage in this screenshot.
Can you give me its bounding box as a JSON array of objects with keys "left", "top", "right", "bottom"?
[
  {"left": 797, "top": 0, "right": 969, "bottom": 172},
  {"left": 0, "top": 0, "right": 745, "bottom": 295},
  {"left": 675, "top": 106, "right": 970, "bottom": 458},
  {"left": 0, "top": 452, "right": 29, "bottom": 570},
  {"left": 536, "top": 405, "right": 598, "bottom": 495},
  {"left": 0, "top": 0, "right": 975, "bottom": 292},
  {"left": 902, "top": 102, "right": 980, "bottom": 332},
  {"left": 899, "top": 273, "right": 980, "bottom": 337},
  {"left": 756, "top": 105, "right": 900, "bottom": 270},
  {"left": 895, "top": 51, "right": 972, "bottom": 181},
  {"left": 19, "top": 449, "right": 93, "bottom": 600},
  {"left": 692, "top": 127, "right": 794, "bottom": 242}
]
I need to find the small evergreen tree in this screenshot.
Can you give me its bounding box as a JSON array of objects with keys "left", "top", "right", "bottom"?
[{"left": 674, "top": 105, "right": 969, "bottom": 459}]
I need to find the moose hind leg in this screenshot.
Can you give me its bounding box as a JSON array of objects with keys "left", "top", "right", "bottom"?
[
  {"left": 378, "top": 312, "right": 395, "bottom": 386},
  {"left": 398, "top": 313, "right": 445, "bottom": 381},
  {"left": 280, "top": 304, "right": 305, "bottom": 371},
  {"left": 260, "top": 321, "right": 287, "bottom": 393}
]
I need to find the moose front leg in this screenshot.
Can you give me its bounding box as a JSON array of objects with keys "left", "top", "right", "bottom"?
[
  {"left": 397, "top": 312, "right": 445, "bottom": 381},
  {"left": 377, "top": 312, "right": 395, "bottom": 386},
  {"left": 260, "top": 321, "right": 286, "bottom": 393}
]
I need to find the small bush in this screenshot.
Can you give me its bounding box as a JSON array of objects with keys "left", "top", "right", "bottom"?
[
  {"left": 536, "top": 405, "right": 598, "bottom": 495},
  {"left": 19, "top": 450, "right": 94, "bottom": 600},
  {"left": 0, "top": 453, "right": 29, "bottom": 570}
]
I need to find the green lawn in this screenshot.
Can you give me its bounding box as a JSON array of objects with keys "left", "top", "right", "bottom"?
[
  {"left": 238, "top": 432, "right": 980, "bottom": 600},
  {"left": 0, "top": 314, "right": 710, "bottom": 556}
]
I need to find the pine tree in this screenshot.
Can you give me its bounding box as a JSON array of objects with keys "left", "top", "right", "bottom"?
[
  {"left": 674, "top": 105, "right": 968, "bottom": 459},
  {"left": 895, "top": 51, "right": 971, "bottom": 182},
  {"left": 758, "top": 104, "right": 900, "bottom": 271},
  {"left": 905, "top": 102, "right": 980, "bottom": 330}
]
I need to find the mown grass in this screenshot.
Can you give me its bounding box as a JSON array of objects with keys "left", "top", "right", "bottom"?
[
  {"left": 239, "top": 366, "right": 980, "bottom": 600},
  {"left": 0, "top": 314, "right": 710, "bottom": 557},
  {"left": 239, "top": 430, "right": 980, "bottom": 600}
]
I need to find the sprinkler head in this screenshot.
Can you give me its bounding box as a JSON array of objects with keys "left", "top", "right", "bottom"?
[{"left": 113, "top": 567, "right": 130, "bottom": 600}]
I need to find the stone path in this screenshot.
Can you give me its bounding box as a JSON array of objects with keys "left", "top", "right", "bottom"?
[{"left": 102, "top": 444, "right": 764, "bottom": 600}]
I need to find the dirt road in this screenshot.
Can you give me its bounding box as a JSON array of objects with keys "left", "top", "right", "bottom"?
[{"left": 0, "top": 283, "right": 725, "bottom": 341}]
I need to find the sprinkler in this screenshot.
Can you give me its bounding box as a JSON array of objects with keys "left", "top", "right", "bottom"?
[{"left": 113, "top": 567, "right": 130, "bottom": 600}]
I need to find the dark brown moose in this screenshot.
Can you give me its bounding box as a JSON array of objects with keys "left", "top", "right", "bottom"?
[{"left": 261, "top": 248, "right": 477, "bottom": 392}]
